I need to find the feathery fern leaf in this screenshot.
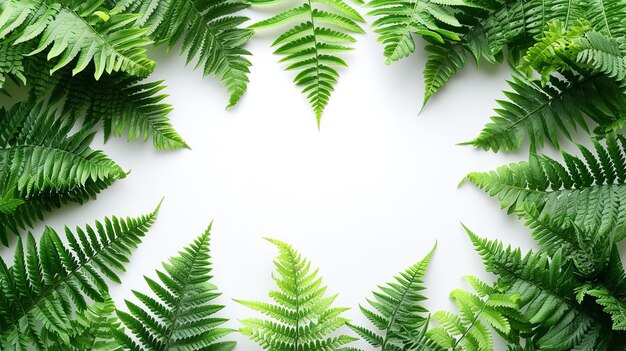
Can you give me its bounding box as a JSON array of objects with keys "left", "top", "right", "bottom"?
[
  {"left": 427, "top": 275, "right": 525, "bottom": 351},
  {"left": 117, "top": 224, "right": 236, "bottom": 351},
  {"left": 466, "top": 226, "right": 626, "bottom": 349},
  {"left": 0, "top": 206, "right": 159, "bottom": 350},
  {"left": 366, "top": 0, "right": 463, "bottom": 64},
  {"left": 466, "top": 134, "right": 626, "bottom": 241},
  {"left": 237, "top": 238, "right": 357, "bottom": 350},
  {"left": 249, "top": 0, "right": 365, "bottom": 126},
  {"left": 576, "top": 30, "right": 626, "bottom": 82},
  {"left": 349, "top": 244, "right": 436, "bottom": 351},
  {"left": 45, "top": 298, "right": 126, "bottom": 351},
  {"left": 0, "top": 42, "right": 32, "bottom": 89},
  {"left": 466, "top": 70, "right": 626, "bottom": 152},
  {"left": 115, "top": 0, "right": 253, "bottom": 108},
  {"left": 0, "top": 101, "right": 126, "bottom": 245}
]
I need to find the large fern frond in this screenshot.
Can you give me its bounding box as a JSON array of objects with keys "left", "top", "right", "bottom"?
[
  {"left": 249, "top": 0, "right": 365, "bottom": 126},
  {"left": 115, "top": 0, "right": 253, "bottom": 108},
  {"left": 466, "top": 227, "right": 626, "bottom": 349},
  {"left": 237, "top": 238, "right": 357, "bottom": 350},
  {"left": 117, "top": 224, "right": 236, "bottom": 351},
  {"left": 0, "top": 101, "right": 126, "bottom": 245},
  {"left": 366, "top": 0, "right": 464, "bottom": 64},
  {"left": 349, "top": 244, "right": 436, "bottom": 351},
  {"left": 427, "top": 275, "right": 525, "bottom": 351},
  {"left": 466, "top": 133, "right": 626, "bottom": 241},
  {"left": 0, "top": 206, "right": 158, "bottom": 350},
  {"left": 466, "top": 71, "right": 626, "bottom": 152}
]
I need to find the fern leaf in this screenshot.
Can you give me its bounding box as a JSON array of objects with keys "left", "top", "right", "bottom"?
[
  {"left": 428, "top": 275, "right": 523, "bottom": 351},
  {"left": 16, "top": 0, "right": 156, "bottom": 79},
  {"left": 366, "top": 0, "right": 463, "bottom": 64},
  {"left": 0, "top": 206, "right": 159, "bottom": 350},
  {"left": 465, "top": 227, "right": 626, "bottom": 350},
  {"left": 0, "top": 101, "right": 126, "bottom": 245},
  {"left": 576, "top": 30, "right": 626, "bottom": 82},
  {"left": 117, "top": 224, "right": 236, "bottom": 350},
  {"left": 250, "top": 0, "right": 365, "bottom": 126},
  {"left": 467, "top": 134, "right": 626, "bottom": 241},
  {"left": 237, "top": 238, "right": 357, "bottom": 350},
  {"left": 0, "top": 42, "right": 33, "bottom": 88},
  {"left": 350, "top": 244, "right": 436, "bottom": 351},
  {"left": 45, "top": 298, "right": 126, "bottom": 351},
  {"left": 466, "top": 71, "right": 626, "bottom": 152},
  {"left": 118, "top": 0, "right": 253, "bottom": 108}
]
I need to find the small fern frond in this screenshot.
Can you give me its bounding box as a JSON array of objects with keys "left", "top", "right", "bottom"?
[
  {"left": 237, "top": 238, "right": 357, "bottom": 350},
  {"left": 118, "top": 0, "right": 253, "bottom": 108},
  {"left": 466, "top": 71, "right": 626, "bottom": 152},
  {"left": 0, "top": 101, "right": 126, "bottom": 245},
  {"left": 117, "top": 224, "right": 236, "bottom": 351},
  {"left": 428, "top": 275, "right": 523, "bottom": 351},
  {"left": 350, "top": 244, "right": 435, "bottom": 350},
  {"left": 45, "top": 298, "right": 126, "bottom": 351},
  {"left": 249, "top": 0, "right": 365, "bottom": 125},
  {"left": 467, "top": 134, "right": 626, "bottom": 241},
  {"left": 366, "top": 0, "right": 464, "bottom": 64},
  {"left": 0, "top": 206, "right": 159, "bottom": 350},
  {"left": 576, "top": 30, "right": 626, "bottom": 82}
]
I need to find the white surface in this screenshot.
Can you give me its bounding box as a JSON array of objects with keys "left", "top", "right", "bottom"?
[{"left": 18, "top": 13, "right": 558, "bottom": 349}]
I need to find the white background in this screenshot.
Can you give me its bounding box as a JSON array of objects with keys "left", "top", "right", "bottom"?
[{"left": 10, "top": 8, "right": 582, "bottom": 349}]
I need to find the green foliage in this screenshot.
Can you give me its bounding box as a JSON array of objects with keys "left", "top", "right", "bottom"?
[
  {"left": 237, "top": 238, "right": 357, "bottom": 350},
  {"left": 115, "top": 0, "right": 253, "bottom": 108},
  {"left": 118, "top": 224, "right": 236, "bottom": 351},
  {"left": 44, "top": 298, "right": 127, "bottom": 351},
  {"left": 0, "top": 207, "right": 158, "bottom": 350},
  {"left": 468, "top": 21, "right": 626, "bottom": 152},
  {"left": 0, "top": 101, "right": 126, "bottom": 246},
  {"left": 349, "top": 245, "right": 437, "bottom": 351},
  {"left": 421, "top": 0, "right": 626, "bottom": 105},
  {"left": 427, "top": 276, "right": 525, "bottom": 351},
  {"left": 366, "top": 0, "right": 464, "bottom": 64},
  {"left": 249, "top": 0, "right": 365, "bottom": 126},
  {"left": 1, "top": 0, "right": 155, "bottom": 80},
  {"left": 466, "top": 134, "right": 626, "bottom": 241},
  {"left": 466, "top": 224, "right": 626, "bottom": 350},
  {"left": 466, "top": 71, "right": 626, "bottom": 152}
]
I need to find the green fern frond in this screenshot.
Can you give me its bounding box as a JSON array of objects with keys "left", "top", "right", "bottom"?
[
  {"left": 466, "top": 70, "right": 626, "bottom": 152},
  {"left": 0, "top": 206, "right": 159, "bottom": 350},
  {"left": 45, "top": 298, "right": 126, "bottom": 351},
  {"left": 2, "top": 0, "right": 157, "bottom": 80},
  {"left": 237, "top": 238, "right": 357, "bottom": 350},
  {"left": 427, "top": 275, "right": 524, "bottom": 351},
  {"left": 117, "top": 223, "right": 236, "bottom": 351},
  {"left": 466, "top": 226, "right": 626, "bottom": 349},
  {"left": 117, "top": 0, "right": 253, "bottom": 108},
  {"left": 349, "top": 244, "right": 436, "bottom": 351},
  {"left": 366, "top": 0, "right": 464, "bottom": 64},
  {"left": 249, "top": 0, "right": 365, "bottom": 126},
  {"left": 467, "top": 134, "right": 626, "bottom": 241},
  {"left": 0, "top": 42, "right": 33, "bottom": 88},
  {"left": 0, "top": 101, "right": 126, "bottom": 245},
  {"left": 576, "top": 30, "right": 626, "bottom": 82}
]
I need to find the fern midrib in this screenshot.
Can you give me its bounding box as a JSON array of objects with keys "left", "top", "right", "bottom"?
[
  {"left": 160, "top": 235, "right": 208, "bottom": 349},
  {"left": 480, "top": 75, "right": 599, "bottom": 142},
  {"left": 451, "top": 296, "right": 489, "bottom": 350},
  {"left": 387, "top": 0, "right": 422, "bottom": 62},
  {"left": 598, "top": 0, "right": 612, "bottom": 37},
  {"left": 64, "top": 5, "right": 148, "bottom": 74},
  {"left": 380, "top": 264, "right": 425, "bottom": 351},
  {"left": 0, "top": 215, "right": 153, "bottom": 337},
  {"left": 306, "top": 0, "right": 323, "bottom": 117},
  {"left": 180, "top": 0, "right": 237, "bottom": 78}
]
